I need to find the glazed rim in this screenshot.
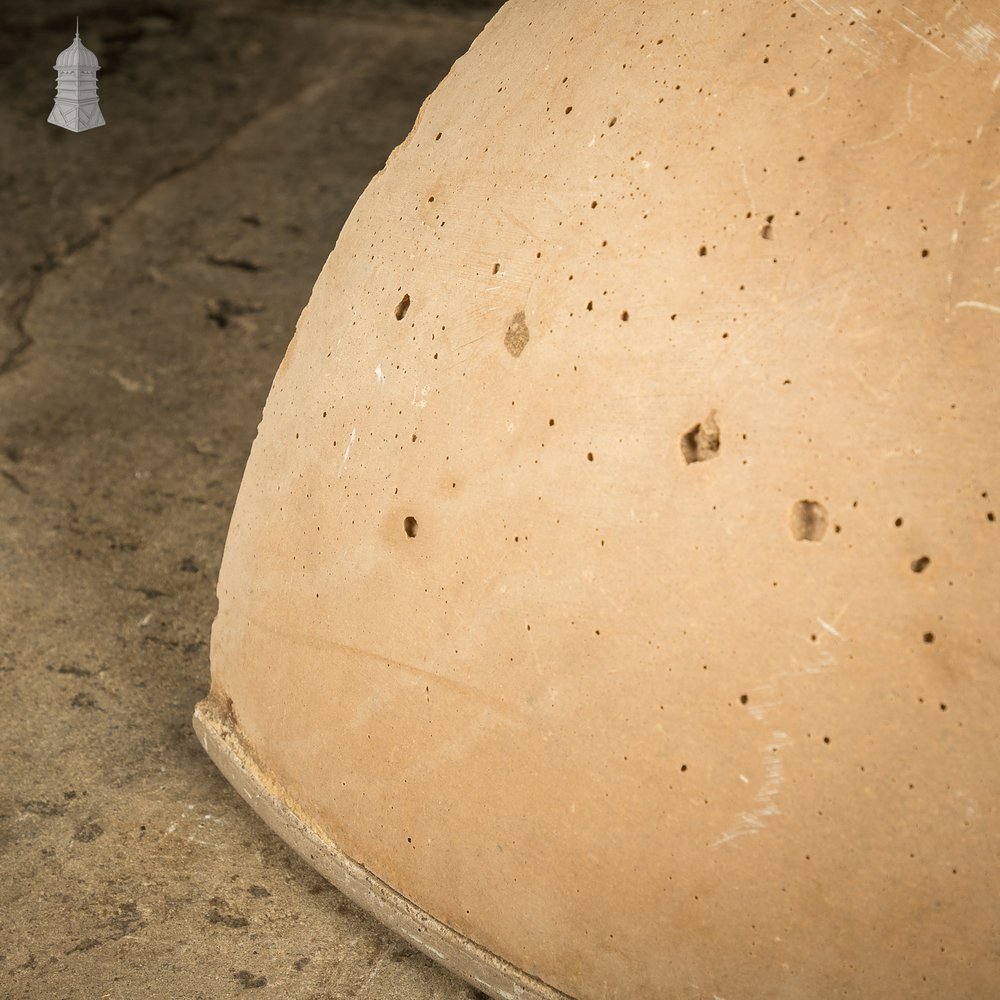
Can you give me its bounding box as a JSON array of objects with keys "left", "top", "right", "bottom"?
[{"left": 193, "top": 693, "right": 570, "bottom": 1000}]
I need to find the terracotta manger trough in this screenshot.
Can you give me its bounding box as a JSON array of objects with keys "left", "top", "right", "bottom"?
[{"left": 195, "top": 2, "right": 1000, "bottom": 996}]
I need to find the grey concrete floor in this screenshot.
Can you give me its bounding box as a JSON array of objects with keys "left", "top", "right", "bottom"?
[{"left": 0, "top": 2, "right": 500, "bottom": 997}]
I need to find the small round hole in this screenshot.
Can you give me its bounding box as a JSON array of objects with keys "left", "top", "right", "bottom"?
[{"left": 403, "top": 516, "right": 418, "bottom": 538}]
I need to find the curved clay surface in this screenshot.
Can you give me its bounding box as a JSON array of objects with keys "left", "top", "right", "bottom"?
[{"left": 199, "top": 2, "right": 1000, "bottom": 997}]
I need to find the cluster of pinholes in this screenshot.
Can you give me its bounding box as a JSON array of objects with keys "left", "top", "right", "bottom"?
[{"left": 263, "top": 5, "right": 998, "bottom": 919}]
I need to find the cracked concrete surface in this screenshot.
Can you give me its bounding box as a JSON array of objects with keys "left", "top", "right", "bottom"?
[{"left": 0, "top": 2, "right": 500, "bottom": 997}]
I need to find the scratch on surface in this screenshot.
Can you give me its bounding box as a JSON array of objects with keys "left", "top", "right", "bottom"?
[
  {"left": 711, "top": 730, "right": 790, "bottom": 847},
  {"left": 817, "top": 617, "right": 845, "bottom": 639},
  {"left": 338, "top": 426, "right": 357, "bottom": 477},
  {"left": 738, "top": 158, "right": 756, "bottom": 216},
  {"left": 374, "top": 363, "right": 385, "bottom": 385},
  {"left": 956, "top": 22, "right": 999, "bottom": 62},
  {"left": 712, "top": 610, "right": 848, "bottom": 847},
  {"left": 956, "top": 300, "right": 1000, "bottom": 314},
  {"left": 894, "top": 19, "right": 951, "bottom": 58}
]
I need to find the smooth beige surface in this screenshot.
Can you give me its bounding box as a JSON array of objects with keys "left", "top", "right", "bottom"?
[{"left": 201, "top": 2, "right": 1000, "bottom": 996}]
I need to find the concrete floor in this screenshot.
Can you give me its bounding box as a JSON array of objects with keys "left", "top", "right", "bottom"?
[{"left": 0, "top": 2, "right": 500, "bottom": 996}]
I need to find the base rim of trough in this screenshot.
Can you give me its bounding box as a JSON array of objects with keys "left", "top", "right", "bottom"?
[{"left": 193, "top": 693, "right": 570, "bottom": 1000}]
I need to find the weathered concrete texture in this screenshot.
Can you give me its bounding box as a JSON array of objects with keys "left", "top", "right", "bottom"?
[{"left": 0, "top": 2, "right": 498, "bottom": 997}]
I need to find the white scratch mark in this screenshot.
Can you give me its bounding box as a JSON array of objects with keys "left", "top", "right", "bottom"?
[
  {"left": 957, "top": 22, "right": 998, "bottom": 62},
  {"left": 993, "top": 72, "right": 1000, "bottom": 92},
  {"left": 338, "top": 427, "right": 357, "bottom": 477},
  {"left": 712, "top": 731, "right": 790, "bottom": 847},
  {"left": 738, "top": 158, "right": 756, "bottom": 215},
  {"left": 802, "top": 81, "right": 830, "bottom": 107},
  {"left": 747, "top": 700, "right": 782, "bottom": 721},
  {"left": 138, "top": 612, "right": 153, "bottom": 628},
  {"left": 818, "top": 617, "right": 844, "bottom": 639},
  {"left": 957, "top": 190, "right": 966, "bottom": 216},
  {"left": 410, "top": 384, "right": 429, "bottom": 408},
  {"left": 956, "top": 300, "right": 1000, "bottom": 314},
  {"left": 895, "top": 19, "right": 950, "bottom": 57},
  {"left": 374, "top": 364, "right": 385, "bottom": 385}
]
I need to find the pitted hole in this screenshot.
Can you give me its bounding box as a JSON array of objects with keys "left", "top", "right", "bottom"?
[
  {"left": 587, "top": 452, "right": 594, "bottom": 462},
  {"left": 911, "top": 556, "right": 931, "bottom": 574},
  {"left": 923, "top": 631, "right": 935, "bottom": 644},
  {"left": 621, "top": 310, "right": 629, "bottom": 321},
  {"left": 894, "top": 517, "right": 904, "bottom": 527},
  {"left": 608, "top": 115, "right": 617, "bottom": 127},
  {"left": 504, "top": 310, "right": 529, "bottom": 357},
  {"left": 761, "top": 215, "right": 775, "bottom": 239},
  {"left": 492, "top": 262, "right": 500, "bottom": 274},
  {"left": 680, "top": 411, "right": 720, "bottom": 464},
  {"left": 698, "top": 244, "right": 708, "bottom": 256},
  {"left": 403, "top": 516, "right": 418, "bottom": 538},
  {"left": 739, "top": 693, "right": 749, "bottom": 705},
  {"left": 790, "top": 500, "right": 828, "bottom": 541},
  {"left": 395, "top": 294, "right": 410, "bottom": 321}
]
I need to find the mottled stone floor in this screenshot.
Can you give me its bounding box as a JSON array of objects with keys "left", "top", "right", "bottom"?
[{"left": 0, "top": 2, "right": 498, "bottom": 996}]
